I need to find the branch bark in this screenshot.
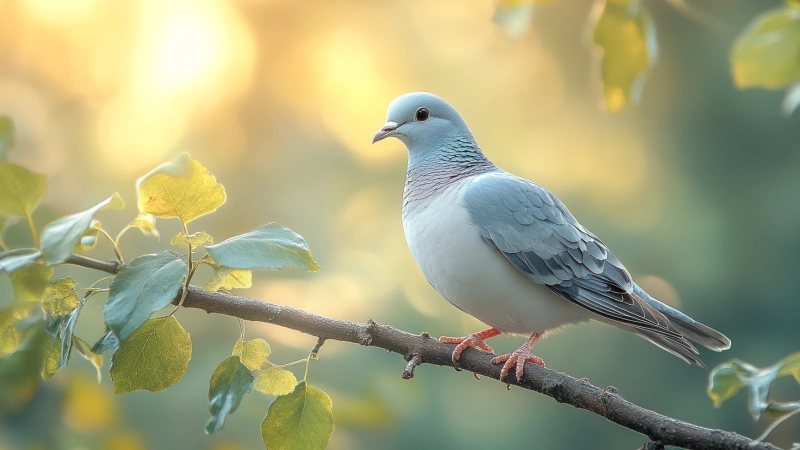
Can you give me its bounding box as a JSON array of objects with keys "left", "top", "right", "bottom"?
[{"left": 65, "top": 254, "right": 782, "bottom": 450}]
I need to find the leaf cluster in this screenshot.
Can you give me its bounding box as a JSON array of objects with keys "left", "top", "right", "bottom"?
[
  {"left": 0, "top": 120, "right": 332, "bottom": 448},
  {"left": 494, "top": 0, "right": 800, "bottom": 113},
  {"left": 708, "top": 352, "right": 800, "bottom": 444}
]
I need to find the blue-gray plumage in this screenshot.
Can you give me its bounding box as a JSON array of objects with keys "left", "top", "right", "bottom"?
[{"left": 373, "top": 92, "right": 730, "bottom": 381}]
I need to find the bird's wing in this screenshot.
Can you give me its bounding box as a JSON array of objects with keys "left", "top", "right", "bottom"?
[{"left": 463, "top": 172, "right": 702, "bottom": 365}]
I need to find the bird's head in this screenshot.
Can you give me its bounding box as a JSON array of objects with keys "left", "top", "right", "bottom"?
[{"left": 372, "top": 92, "right": 474, "bottom": 152}]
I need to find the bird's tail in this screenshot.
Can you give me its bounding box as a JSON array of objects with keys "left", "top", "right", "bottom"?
[{"left": 632, "top": 283, "right": 731, "bottom": 352}]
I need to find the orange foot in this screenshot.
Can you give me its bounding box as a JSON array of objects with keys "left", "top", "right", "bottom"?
[
  {"left": 439, "top": 328, "right": 501, "bottom": 365},
  {"left": 491, "top": 332, "right": 545, "bottom": 382}
]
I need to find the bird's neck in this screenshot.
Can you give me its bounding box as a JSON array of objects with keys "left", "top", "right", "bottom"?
[{"left": 403, "top": 137, "right": 497, "bottom": 217}]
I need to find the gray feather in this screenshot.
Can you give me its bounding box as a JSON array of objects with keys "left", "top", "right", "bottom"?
[
  {"left": 464, "top": 172, "right": 715, "bottom": 366},
  {"left": 633, "top": 283, "right": 731, "bottom": 351}
]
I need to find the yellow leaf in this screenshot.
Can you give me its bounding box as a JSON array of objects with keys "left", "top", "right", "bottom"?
[
  {"left": 0, "top": 307, "right": 25, "bottom": 355},
  {"left": 730, "top": 7, "right": 800, "bottom": 89},
  {"left": 73, "top": 336, "right": 103, "bottom": 382},
  {"left": 136, "top": 153, "right": 226, "bottom": 224},
  {"left": 254, "top": 367, "right": 298, "bottom": 396},
  {"left": 260, "top": 382, "right": 334, "bottom": 450},
  {"left": 42, "top": 278, "right": 80, "bottom": 316},
  {"left": 170, "top": 231, "right": 213, "bottom": 248},
  {"left": 9, "top": 262, "right": 54, "bottom": 303},
  {"left": 41, "top": 333, "right": 63, "bottom": 380},
  {"left": 203, "top": 268, "right": 252, "bottom": 292},
  {"left": 110, "top": 316, "right": 192, "bottom": 394},
  {"left": 232, "top": 338, "right": 271, "bottom": 370},
  {"left": 0, "top": 161, "right": 48, "bottom": 217},
  {"left": 591, "top": 0, "right": 656, "bottom": 112},
  {"left": 127, "top": 213, "right": 159, "bottom": 237}
]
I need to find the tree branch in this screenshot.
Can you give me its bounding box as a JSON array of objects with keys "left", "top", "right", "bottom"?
[{"left": 66, "top": 255, "right": 781, "bottom": 450}]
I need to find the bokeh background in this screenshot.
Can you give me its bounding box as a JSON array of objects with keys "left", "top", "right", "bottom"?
[{"left": 1, "top": 0, "right": 799, "bottom": 449}]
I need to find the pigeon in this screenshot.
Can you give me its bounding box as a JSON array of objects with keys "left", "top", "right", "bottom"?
[{"left": 372, "top": 92, "right": 731, "bottom": 382}]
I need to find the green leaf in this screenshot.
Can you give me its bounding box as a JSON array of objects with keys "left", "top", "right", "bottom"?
[
  {"left": 205, "top": 355, "right": 254, "bottom": 434},
  {"left": 127, "top": 213, "right": 159, "bottom": 237},
  {"left": 74, "top": 219, "right": 102, "bottom": 254},
  {"left": 43, "top": 302, "right": 83, "bottom": 373},
  {"left": 206, "top": 223, "right": 321, "bottom": 272},
  {"left": 731, "top": 7, "right": 800, "bottom": 89},
  {"left": 0, "top": 307, "right": 25, "bottom": 355},
  {"left": 591, "top": 0, "right": 657, "bottom": 112},
  {"left": 72, "top": 336, "right": 103, "bottom": 382},
  {"left": 0, "top": 250, "right": 42, "bottom": 274},
  {"left": 40, "top": 193, "right": 124, "bottom": 265},
  {"left": 110, "top": 316, "right": 192, "bottom": 394},
  {"left": 708, "top": 363, "right": 748, "bottom": 408},
  {"left": 91, "top": 328, "right": 120, "bottom": 354},
  {"left": 9, "top": 262, "right": 53, "bottom": 303},
  {"left": 103, "top": 251, "right": 187, "bottom": 342},
  {"left": 254, "top": 367, "right": 298, "bottom": 396},
  {"left": 0, "top": 116, "right": 14, "bottom": 161},
  {"left": 708, "top": 354, "right": 800, "bottom": 419},
  {"left": 261, "top": 381, "right": 334, "bottom": 450},
  {"left": 41, "top": 332, "right": 62, "bottom": 380},
  {"left": 41, "top": 278, "right": 80, "bottom": 316},
  {"left": 232, "top": 338, "right": 271, "bottom": 371},
  {"left": 136, "top": 153, "right": 226, "bottom": 224},
  {"left": 41, "top": 279, "right": 84, "bottom": 376},
  {"left": 0, "top": 161, "right": 48, "bottom": 217}
]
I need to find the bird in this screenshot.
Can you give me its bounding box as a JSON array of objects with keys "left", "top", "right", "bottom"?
[{"left": 372, "top": 92, "right": 731, "bottom": 382}]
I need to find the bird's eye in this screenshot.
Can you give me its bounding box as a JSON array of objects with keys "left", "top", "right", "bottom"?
[{"left": 415, "top": 107, "right": 429, "bottom": 122}]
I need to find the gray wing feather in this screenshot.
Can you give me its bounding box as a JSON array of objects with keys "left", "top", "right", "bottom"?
[{"left": 464, "top": 172, "right": 707, "bottom": 365}]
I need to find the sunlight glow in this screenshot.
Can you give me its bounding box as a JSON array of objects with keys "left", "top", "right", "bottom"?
[{"left": 96, "top": 0, "right": 254, "bottom": 172}]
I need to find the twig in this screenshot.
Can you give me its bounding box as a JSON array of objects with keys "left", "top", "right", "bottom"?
[{"left": 66, "top": 256, "right": 781, "bottom": 450}]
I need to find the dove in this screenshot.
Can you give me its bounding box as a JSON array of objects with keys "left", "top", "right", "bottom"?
[{"left": 372, "top": 92, "right": 730, "bottom": 382}]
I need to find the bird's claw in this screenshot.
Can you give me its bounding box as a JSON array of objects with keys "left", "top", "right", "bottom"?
[
  {"left": 439, "top": 333, "right": 495, "bottom": 365},
  {"left": 491, "top": 348, "right": 545, "bottom": 383}
]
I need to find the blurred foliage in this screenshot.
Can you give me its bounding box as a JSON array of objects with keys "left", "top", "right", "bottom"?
[
  {"left": 591, "top": 0, "right": 656, "bottom": 112},
  {"left": 0, "top": 0, "right": 799, "bottom": 449},
  {"left": 731, "top": 4, "right": 800, "bottom": 90},
  {"left": 0, "top": 119, "right": 328, "bottom": 448},
  {"left": 709, "top": 352, "right": 800, "bottom": 443}
]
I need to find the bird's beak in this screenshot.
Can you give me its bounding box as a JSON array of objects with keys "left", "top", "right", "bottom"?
[{"left": 372, "top": 121, "right": 398, "bottom": 144}]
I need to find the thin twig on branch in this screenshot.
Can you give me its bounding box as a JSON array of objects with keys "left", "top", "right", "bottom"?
[{"left": 65, "top": 254, "right": 781, "bottom": 450}]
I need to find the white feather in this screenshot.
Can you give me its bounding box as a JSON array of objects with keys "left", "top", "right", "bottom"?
[{"left": 402, "top": 177, "right": 591, "bottom": 335}]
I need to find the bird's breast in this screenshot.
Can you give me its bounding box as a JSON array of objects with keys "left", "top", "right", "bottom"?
[{"left": 401, "top": 178, "right": 589, "bottom": 335}]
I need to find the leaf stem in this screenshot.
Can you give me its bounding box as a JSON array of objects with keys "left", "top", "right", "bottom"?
[
  {"left": 25, "top": 211, "right": 39, "bottom": 247},
  {"left": 75, "top": 287, "right": 109, "bottom": 293},
  {"left": 302, "top": 338, "right": 325, "bottom": 382},
  {"left": 114, "top": 225, "right": 131, "bottom": 248},
  {"left": 170, "top": 221, "right": 195, "bottom": 315},
  {"left": 97, "top": 227, "right": 124, "bottom": 264},
  {"left": 0, "top": 241, "right": 8, "bottom": 251},
  {"left": 277, "top": 358, "right": 309, "bottom": 369},
  {"left": 755, "top": 407, "right": 800, "bottom": 442}
]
